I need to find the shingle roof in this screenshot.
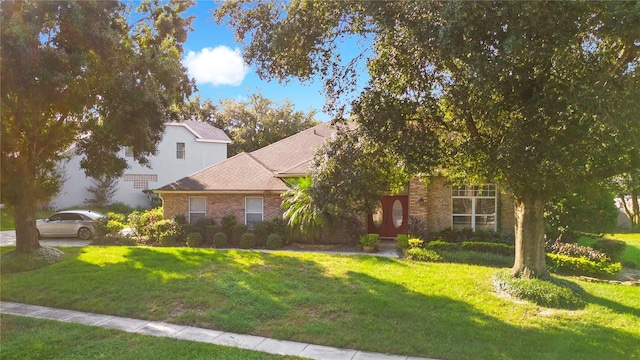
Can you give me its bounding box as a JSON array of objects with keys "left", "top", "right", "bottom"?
[
  {"left": 156, "top": 152, "right": 289, "bottom": 192},
  {"left": 156, "top": 122, "right": 335, "bottom": 193},
  {"left": 167, "top": 120, "right": 231, "bottom": 143}
]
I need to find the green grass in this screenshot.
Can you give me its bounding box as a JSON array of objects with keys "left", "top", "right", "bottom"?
[
  {"left": 0, "top": 314, "right": 300, "bottom": 360},
  {"left": 1, "top": 246, "right": 639, "bottom": 360},
  {"left": 578, "top": 233, "right": 640, "bottom": 265}
]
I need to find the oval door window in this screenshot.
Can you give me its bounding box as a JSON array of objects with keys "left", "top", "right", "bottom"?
[
  {"left": 372, "top": 201, "right": 383, "bottom": 228},
  {"left": 392, "top": 200, "right": 404, "bottom": 228}
]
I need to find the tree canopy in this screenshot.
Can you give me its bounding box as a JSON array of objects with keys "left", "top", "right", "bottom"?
[
  {"left": 217, "top": 1, "right": 640, "bottom": 278},
  {"left": 1, "top": 0, "right": 195, "bottom": 253}
]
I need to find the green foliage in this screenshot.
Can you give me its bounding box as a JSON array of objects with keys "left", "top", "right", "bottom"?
[
  {"left": 239, "top": 232, "right": 256, "bottom": 249},
  {"left": 186, "top": 232, "right": 203, "bottom": 248},
  {"left": 0, "top": 247, "right": 66, "bottom": 273},
  {"left": 232, "top": 224, "right": 248, "bottom": 244},
  {"left": 425, "top": 240, "right": 459, "bottom": 252},
  {"left": 221, "top": 214, "right": 238, "bottom": 239},
  {"left": 461, "top": 242, "right": 515, "bottom": 256},
  {"left": 396, "top": 234, "right": 409, "bottom": 250},
  {"left": 282, "top": 176, "right": 328, "bottom": 238},
  {"left": 546, "top": 254, "right": 622, "bottom": 278},
  {"left": 408, "top": 238, "right": 424, "bottom": 249},
  {"left": 128, "top": 208, "right": 163, "bottom": 239},
  {"left": 212, "top": 232, "right": 228, "bottom": 249},
  {"left": 158, "top": 233, "right": 177, "bottom": 247},
  {"left": 266, "top": 234, "right": 284, "bottom": 250},
  {"left": 216, "top": 0, "right": 640, "bottom": 278},
  {"left": 1, "top": 0, "right": 195, "bottom": 253},
  {"left": 545, "top": 182, "right": 619, "bottom": 235},
  {"left": 492, "top": 270, "right": 586, "bottom": 309},
  {"left": 427, "top": 228, "right": 515, "bottom": 245},
  {"left": 590, "top": 239, "right": 627, "bottom": 262},
  {"left": 359, "top": 234, "right": 380, "bottom": 247},
  {"left": 405, "top": 248, "right": 442, "bottom": 262},
  {"left": 546, "top": 241, "right": 610, "bottom": 263},
  {"left": 95, "top": 212, "right": 127, "bottom": 237},
  {"left": 437, "top": 251, "right": 514, "bottom": 268},
  {"left": 215, "top": 92, "right": 319, "bottom": 156}
]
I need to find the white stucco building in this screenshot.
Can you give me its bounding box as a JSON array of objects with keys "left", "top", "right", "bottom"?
[{"left": 51, "top": 120, "right": 230, "bottom": 209}]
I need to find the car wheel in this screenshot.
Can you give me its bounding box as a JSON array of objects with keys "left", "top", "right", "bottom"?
[{"left": 78, "top": 227, "right": 92, "bottom": 240}]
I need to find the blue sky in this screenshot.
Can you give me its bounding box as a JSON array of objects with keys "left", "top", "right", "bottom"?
[{"left": 181, "top": 1, "right": 337, "bottom": 122}]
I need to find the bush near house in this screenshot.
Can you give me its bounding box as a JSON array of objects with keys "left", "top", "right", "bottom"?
[
  {"left": 266, "top": 233, "right": 283, "bottom": 249},
  {"left": 212, "top": 232, "right": 228, "bottom": 248},
  {"left": 186, "top": 232, "right": 203, "bottom": 248},
  {"left": 239, "top": 232, "right": 256, "bottom": 249}
]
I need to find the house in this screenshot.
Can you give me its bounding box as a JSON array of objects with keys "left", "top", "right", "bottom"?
[
  {"left": 156, "top": 122, "right": 515, "bottom": 238},
  {"left": 51, "top": 120, "right": 231, "bottom": 209}
]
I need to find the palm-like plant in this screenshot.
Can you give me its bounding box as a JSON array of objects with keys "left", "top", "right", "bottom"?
[{"left": 282, "top": 176, "right": 327, "bottom": 238}]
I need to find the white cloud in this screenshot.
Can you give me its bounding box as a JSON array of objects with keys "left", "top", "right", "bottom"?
[{"left": 183, "top": 46, "right": 248, "bottom": 86}]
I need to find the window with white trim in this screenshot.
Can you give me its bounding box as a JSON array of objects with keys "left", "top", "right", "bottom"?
[
  {"left": 189, "top": 197, "right": 206, "bottom": 224},
  {"left": 245, "top": 197, "right": 263, "bottom": 228},
  {"left": 452, "top": 185, "right": 497, "bottom": 231},
  {"left": 176, "top": 142, "right": 185, "bottom": 159}
]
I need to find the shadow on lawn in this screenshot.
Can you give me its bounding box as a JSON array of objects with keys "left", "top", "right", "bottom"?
[{"left": 1, "top": 246, "right": 639, "bottom": 360}]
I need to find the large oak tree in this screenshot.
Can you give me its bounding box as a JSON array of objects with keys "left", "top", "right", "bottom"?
[
  {"left": 217, "top": 1, "right": 640, "bottom": 278},
  {"left": 1, "top": 0, "right": 195, "bottom": 253}
]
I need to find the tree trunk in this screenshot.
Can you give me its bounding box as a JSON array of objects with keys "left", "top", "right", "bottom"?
[
  {"left": 13, "top": 165, "right": 41, "bottom": 254},
  {"left": 631, "top": 190, "right": 639, "bottom": 230},
  {"left": 511, "top": 194, "right": 549, "bottom": 279}
]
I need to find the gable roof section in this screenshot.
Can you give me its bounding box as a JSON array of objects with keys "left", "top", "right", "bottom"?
[
  {"left": 167, "top": 120, "right": 231, "bottom": 143},
  {"left": 156, "top": 152, "right": 289, "bottom": 192},
  {"left": 250, "top": 122, "right": 333, "bottom": 174},
  {"left": 156, "top": 122, "right": 335, "bottom": 193}
]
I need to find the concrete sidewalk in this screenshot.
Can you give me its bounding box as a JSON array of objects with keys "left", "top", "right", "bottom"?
[{"left": 0, "top": 301, "right": 435, "bottom": 360}]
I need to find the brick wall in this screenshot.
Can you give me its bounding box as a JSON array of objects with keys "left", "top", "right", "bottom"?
[
  {"left": 408, "top": 176, "right": 515, "bottom": 234},
  {"left": 161, "top": 192, "right": 284, "bottom": 224}
]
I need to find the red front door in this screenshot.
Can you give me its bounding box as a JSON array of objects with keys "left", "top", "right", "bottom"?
[{"left": 368, "top": 196, "right": 408, "bottom": 238}]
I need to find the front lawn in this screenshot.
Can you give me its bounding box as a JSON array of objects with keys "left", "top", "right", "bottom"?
[
  {"left": 0, "top": 314, "right": 301, "bottom": 360},
  {"left": 1, "top": 246, "right": 638, "bottom": 360},
  {"left": 578, "top": 233, "right": 640, "bottom": 266}
]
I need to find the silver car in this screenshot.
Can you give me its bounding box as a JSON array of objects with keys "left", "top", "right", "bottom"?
[{"left": 36, "top": 210, "right": 105, "bottom": 240}]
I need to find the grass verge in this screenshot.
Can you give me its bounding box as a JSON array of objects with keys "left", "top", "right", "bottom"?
[
  {"left": 1, "top": 246, "right": 639, "bottom": 360},
  {"left": 0, "top": 314, "right": 300, "bottom": 360}
]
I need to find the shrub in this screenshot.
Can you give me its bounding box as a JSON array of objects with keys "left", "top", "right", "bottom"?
[
  {"left": 408, "top": 238, "right": 424, "bottom": 249},
  {"left": 105, "top": 202, "right": 134, "bottom": 216},
  {"left": 426, "top": 240, "right": 459, "bottom": 252},
  {"left": 232, "top": 223, "right": 248, "bottom": 244},
  {"left": 221, "top": 214, "right": 238, "bottom": 238},
  {"left": 590, "top": 239, "right": 626, "bottom": 262},
  {"left": 128, "top": 207, "right": 163, "bottom": 238},
  {"left": 95, "top": 212, "right": 127, "bottom": 237},
  {"left": 546, "top": 253, "right": 622, "bottom": 277},
  {"left": 408, "top": 216, "right": 428, "bottom": 240},
  {"left": 461, "top": 241, "right": 515, "bottom": 256},
  {"left": 438, "top": 250, "right": 514, "bottom": 268},
  {"left": 192, "top": 218, "right": 217, "bottom": 239},
  {"left": 396, "top": 234, "right": 410, "bottom": 250},
  {"left": 159, "top": 233, "right": 177, "bottom": 247},
  {"left": 186, "top": 232, "right": 203, "bottom": 248},
  {"left": 492, "top": 269, "right": 586, "bottom": 309},
  {"left": 266, "top": 233, "right": 284, "bottom": 249},
  {"left": 359, "top": 233, "right": 380, "bottom": 247},
  {"left": 239, "top": 232, "right": 256, "bottom": 249},
  {"left": 546, "top": 240, "right": 609, "bottom": 263},
  {"left": 212, "top": 232, "right": 228, "bottom": 248},
  {"left": 405, "top": 248, "right": 442, "bottom": 262}
]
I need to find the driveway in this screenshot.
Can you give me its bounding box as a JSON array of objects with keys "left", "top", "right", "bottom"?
[{"left": 0, "top": 230, "right": 90, "bottom": 247}]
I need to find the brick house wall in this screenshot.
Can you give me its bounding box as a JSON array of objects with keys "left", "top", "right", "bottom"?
[
  {"left": 161, "top": 192, "right": 283, "bottom": 225},
  {"left": 408, "top": 176, "right": 515, "bottom": 233}
]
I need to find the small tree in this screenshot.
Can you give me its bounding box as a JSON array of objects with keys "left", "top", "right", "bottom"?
[
  {"left": 611, "top": 171, "right": 640, "bottom": 230},
  {"left": 85, "top": 175, "right": 118, "bottom": 208}
]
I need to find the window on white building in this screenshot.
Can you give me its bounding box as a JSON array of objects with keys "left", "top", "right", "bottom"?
[
  {"left": 245, "top": 197, "right": 263, "bottom": 228},
  {"left": 176, "top": 142, "right": 185, "bottom": 159},
  {"left": 452, "top": 184, "right": 497, "bottom": 231},
  {"left": 189, "top": 197, "right": 206, "bottom": 224}
]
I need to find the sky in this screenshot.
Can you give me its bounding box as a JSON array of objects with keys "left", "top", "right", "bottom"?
[{"left": 180, "top": 1, "right": 338, "bottom": 122}]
